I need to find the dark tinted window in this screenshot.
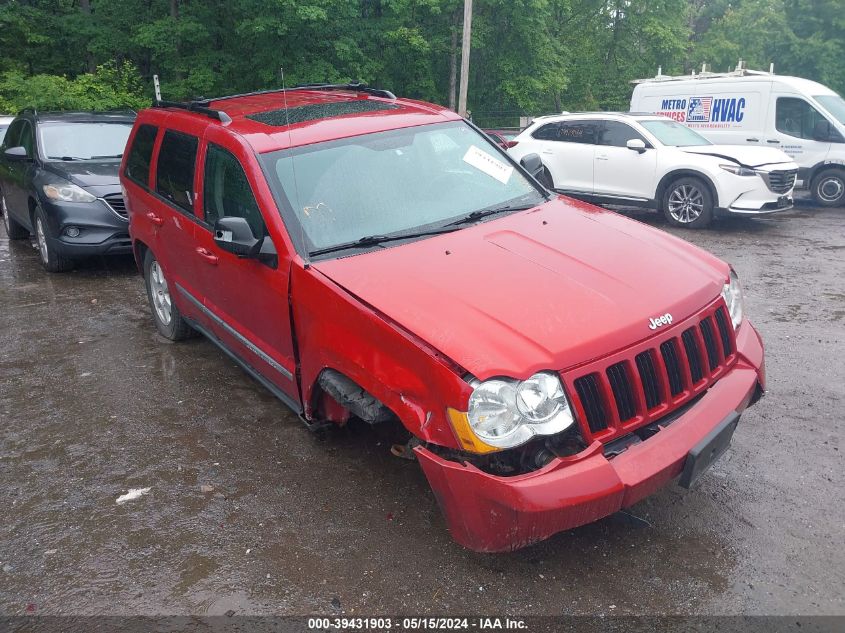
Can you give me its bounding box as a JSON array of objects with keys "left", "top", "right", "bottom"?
[
  {"left": 776, "top": 97, "right": 827, "bottom": 140},
  {"left": 533, "top": 121, "right": 598, "bottom": 144},
  {"left": 19, "top": 121, "right": 34, "bottom": 157},
  {"left": 532, "top": 123, "right": 559, "bottom": 141},
  {"left": 204, "top": 144, "right": 266, "bottom": 237},
  {"left": 599, "top": 121, "right": 647, "bottom": 147},
  {"left": 125, "top": 124, "right": 158, "bottom": 186},
  {"left": 2, "top": 120, "right": 23, "bottom": 149},
  {"left": 156, "top": 130, "right": 198, "bottom": 213}
]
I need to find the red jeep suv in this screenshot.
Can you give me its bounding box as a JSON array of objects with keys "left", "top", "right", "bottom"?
[{"left": 121, "top": 84, "right": 765, "bottom": 552}]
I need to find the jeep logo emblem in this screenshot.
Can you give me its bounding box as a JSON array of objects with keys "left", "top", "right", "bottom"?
[{"left": 648, "top": 313, "right": 673, "bottom": 330}]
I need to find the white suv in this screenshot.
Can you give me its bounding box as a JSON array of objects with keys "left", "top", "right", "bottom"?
[{"left": 508, "top": 113, "right": 799, "bottom": 228}]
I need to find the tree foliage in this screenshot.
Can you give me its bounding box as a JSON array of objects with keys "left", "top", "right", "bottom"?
[{"left": 0, "top": 0, "right": 842, "bottom": 123}]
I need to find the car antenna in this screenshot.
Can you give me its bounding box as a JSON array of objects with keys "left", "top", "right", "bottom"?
[{"left": 280, "top": 67, "right": 307, "bottom": 265}]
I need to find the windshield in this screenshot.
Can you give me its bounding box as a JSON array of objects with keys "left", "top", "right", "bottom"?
[
  {"left": 814, "top": 95, "right": 845, "bottom": 126},
  {"left": 261, "top": 121, "right": 544, "bottom": 256},
  {"left": 0, "top": 125, "right": 8, "bottom": 145},
  {"left": 39, "top": 122, "right": 133, "bottom": 160},
  {"left": 640, "top": 119, "right": 712, "bottom": 146}
]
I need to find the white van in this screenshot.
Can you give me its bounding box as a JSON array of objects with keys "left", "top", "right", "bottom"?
[{"left": 630, "top": 67, "right": 845, "bottom": 207}]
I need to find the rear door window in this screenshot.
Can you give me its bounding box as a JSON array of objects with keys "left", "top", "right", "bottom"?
[
  {"left": 598, "top": 121, "right": 648, "bottom": 147},
  {"left": 203, "top": 143, "right": 267, "bottom": 237},
  {"left": 124, "top": 124, "right": 158, "bottom": 187},
  {"left": 156, "top": 130, "right": 198, "bottom": 213}
]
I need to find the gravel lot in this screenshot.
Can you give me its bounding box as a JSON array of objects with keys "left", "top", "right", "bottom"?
[{"left": 1, "top": 199, "right": 843, "bottom": 617}]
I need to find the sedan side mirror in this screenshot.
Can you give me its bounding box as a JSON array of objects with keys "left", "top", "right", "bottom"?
[
  {"left": 520, "top": 153, "right": 544, "bottom": 179},
  {"left": 3, "top": 146, "right": 29, "bottom": 161},
  {"left": 626, "top": 139, "right": 647, "bottom": 153},
  {"left": 213, "top": 216, "right": 263, "bottom": 258}
]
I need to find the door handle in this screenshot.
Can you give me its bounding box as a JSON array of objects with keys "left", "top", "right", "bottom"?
[
  {"left": 766, "top": 139, "right": 781, "bottom": 144},
  {"left": 146, "top": 211, "right": 164, "bottom": 226},
  {"left": 596, "top": 155, "right": 609, "bottom": 161},
  {"left": 195, "top": 247, "right": 219, "bottom": 265},
  {"left": 541, "top": 150, "right": 554, "bottom": 155},
  {"left": 746, "top": 138, "right": 760, "bottom": 142}
]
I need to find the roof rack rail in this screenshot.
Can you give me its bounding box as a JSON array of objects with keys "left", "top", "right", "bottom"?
[
  {"left": 18, "top": 106, "right": 38, "bottom": 118},
  {"left": 193, "top": 82, "right": 396, "bottom": 107},
  {"left": 153, "top": 99, "right": 232, "bottom": 124},
  {"left": 294, "top": 82, "right": 396, "bottom": 100}
]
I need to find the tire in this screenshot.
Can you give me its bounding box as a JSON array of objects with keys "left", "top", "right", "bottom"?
[
  {"left": 810, "top": 168, "right": 845, "bottom": 207},
  {"left": 662, "top": 176, "right": 714, "bottom": 229},
  {"left": 143, "top": 249, "right": 194, "bottom": 341},
  {"left": 34, "top": 206, "right": 74, "bottom": 272},
  {"left": 1, "top": 192, "right": 29, "bottom": 240}
]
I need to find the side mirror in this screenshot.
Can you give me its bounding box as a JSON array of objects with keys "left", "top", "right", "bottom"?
[
  {"left": 4, "top": 146, "right": 29, "bottom": 161},
  {"left": 213, "top": 216, "right": 263, "bottom": 258},
  {"left": 626, "top": 139, "right": 647, "bottom": 153},
  {"left": 520, "top": 153, "right": 544, "bottom": 179}
]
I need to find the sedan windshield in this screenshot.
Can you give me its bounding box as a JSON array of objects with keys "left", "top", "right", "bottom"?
[
  {"left": 640, "top": 119, "right": 712, "bottom": 147},
  {"left": 261, "top": 121, "right": 544, "bottom": 256},
  {"left": 39, "top": 122, "right": 133, "bottom": 160},
  {"left": 815, "top": 95, "right": 845, "bottom": 126},
  {"left": 0, "top": 125, "right": 8, "bottom": 145}
]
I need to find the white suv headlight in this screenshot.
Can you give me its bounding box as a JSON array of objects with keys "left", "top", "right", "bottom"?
[
  {"left": 721, "top": 269, "right": 744, "bottom": 329},
  {"left": 467, "top": 371, "right": 575, "bottom": 449},
  {"left": 719, "top": 163, "right": 758, "bottom": 177},
  {"left": 43, "top": 182, "right": 96, "bottom": 203}
]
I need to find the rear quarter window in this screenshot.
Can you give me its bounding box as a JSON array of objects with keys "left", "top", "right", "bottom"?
[
  {"left": 124, "top": 124, "right": 158, "bottom": 186},
  {"left": 156, "top": 130, "right": 198, "bottom": 213}
]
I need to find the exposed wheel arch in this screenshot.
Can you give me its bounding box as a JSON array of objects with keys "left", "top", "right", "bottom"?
[{"left": 313, "top": 368, "right": 397, "bottom": 425}]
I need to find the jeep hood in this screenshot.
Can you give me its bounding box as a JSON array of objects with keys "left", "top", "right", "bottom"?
[
  {"left": 682, "top": 145, "right": 795, "bottom": 169},
  {"left": 313, "top": 197, "right": 729, "bottom": 379}
]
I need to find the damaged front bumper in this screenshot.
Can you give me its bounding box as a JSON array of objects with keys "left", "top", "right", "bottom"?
[{"left": 415, "top": 323, "right": 765, "bottom": 553}]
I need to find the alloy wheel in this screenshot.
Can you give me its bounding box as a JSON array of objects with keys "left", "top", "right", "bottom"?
[
  {"left": 149, "top": 261, "right": 172, "bottom": 326},
  {"left": 667, "top": 184, "right": 704, "bottom": 223},
  {"left": 2, "top": 195, "right": 9, "bottom": 233},
  {"left": 36, "top": 217, "right": 49, "bottom": 264}
]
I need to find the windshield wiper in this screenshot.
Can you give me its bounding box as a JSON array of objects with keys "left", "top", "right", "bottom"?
[
  {"left": 90, "top": 154, "right": 123, "bottom": 159},
  {"left": 309, "top": 226, "right": 461, "bottom": 257},
  {"left": 446, "top": 201, "right": 539, "bottom": 226}
]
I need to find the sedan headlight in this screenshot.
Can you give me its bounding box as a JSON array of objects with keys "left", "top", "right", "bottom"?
[
  {"left": 43, "top": 182, "right": 96, "bottom": 203},
  {"left": 719, "top": 163, "right": 758, "bottom": 177},
  {"left": 721, "top": 269, "right": 744, "bottom": 329},
  {"left": 465, "top": 371, "right": 575, "bottom": 449}
]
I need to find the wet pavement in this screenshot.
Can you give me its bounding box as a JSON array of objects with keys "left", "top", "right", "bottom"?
[{"left": 0, "top": 200, "right": 843, "bottom": 617}]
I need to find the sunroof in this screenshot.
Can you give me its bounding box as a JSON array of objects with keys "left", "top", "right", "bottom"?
[{"left": 247, "top": 100, "right": 400, "bottom": 127}]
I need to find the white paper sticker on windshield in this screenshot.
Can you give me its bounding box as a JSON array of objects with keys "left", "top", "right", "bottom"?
[{"left": 462, "top": 145, "right": 514, "bottom": 184}]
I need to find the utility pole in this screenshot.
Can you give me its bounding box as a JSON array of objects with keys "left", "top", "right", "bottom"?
[{"left": 458, "top": 0, "right": 473, "bottom": 118}]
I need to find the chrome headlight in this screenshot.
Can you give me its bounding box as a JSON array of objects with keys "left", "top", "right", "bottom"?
[
  {"left": 721, "top": 269, "right": 744, "bottom": 329},
  {"left": 467, "top": 371, "right": 575, "bottom": 449},
  {"left": 43, "top": 182, "right": 96, "bottom": 203},
  {"left": 719, "top": 164, "right": 758, "bottom": 177}
]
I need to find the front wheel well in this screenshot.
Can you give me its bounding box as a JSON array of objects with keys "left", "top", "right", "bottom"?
[
  {"left": 311, "top": 368, "right": 398, "bottom": 426},
  {"left": 655, "top": 171, "right": 719, "bottom": 210}
]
